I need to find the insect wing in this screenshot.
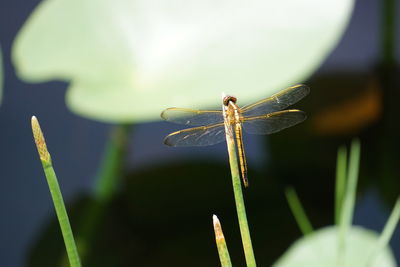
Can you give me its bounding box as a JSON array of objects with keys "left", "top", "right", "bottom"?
[
  {"left": 161, "top": 108, "right": 223, "bottom": 126},
  {"left": 242, "top": 110, "right": 306, "bottom": 135},
  {"left": 164, "top": 123, "right": 226, "bottom": 147},
  {"left": 241, "top": 84, "right": 310, "bottom": 116}
]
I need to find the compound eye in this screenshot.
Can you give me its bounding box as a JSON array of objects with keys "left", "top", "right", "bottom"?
[{"left": 223, "top": 96, "right": 237, "bottom": 106}]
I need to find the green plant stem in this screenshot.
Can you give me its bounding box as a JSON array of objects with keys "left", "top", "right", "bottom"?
[
  {"left": 285, "top": 187, "right": 313, "bottom": 235},
  {"left": 32, "top": 117, "right": 81, "bottom": 267},
  {"left": 223, "top": 101, "right": 256, "bottom": 267},
  {"left": 226, "top": 136, "right": 256, "bottom": 267},
  {"left": 338, "top": 139, "right": 360, "bottom": 267},
  {"left": 94, "top": 124, "right": 132, "bottom": 201},
  {"left": 335, "top": 146, "right": 347, "bottom": 225},
  {"left": 367, "top": 197, "right": 400, "bottom": 267},
  {"left": 213, "top": 215, "right": 233, "bottom": 267},
  {"left": 76, "top": 124, "right": 132, "bottom": 263},
  {"left": 376, "top": 197, "right": 400, "bottom": 252},
  {"left": 340, "top": 139, "right": 360, "bottom": 231},
  {"left": 44, "top": 164, "right": 82, "bottom": 267}
]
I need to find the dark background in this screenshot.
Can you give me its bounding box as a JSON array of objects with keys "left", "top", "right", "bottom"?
[{"left": 1, "top": 0, "right": 400, "bottom": 266}]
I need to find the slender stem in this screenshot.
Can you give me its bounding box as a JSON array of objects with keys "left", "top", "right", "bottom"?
[
  {"left": 376, "top": 197, "right": 400, "bottom": 253},
  {"left": 222, "top": 97, "right": 256, "bottom": 267},
  {"left": 31, "top": 116, "right": 81, "bottom": 267},
  {"left": 213, "top": 215, "right": 233, "bottom": 267},
  {"left": 76, "top": 124, "right": 132, "bottom": 263},
  {"left": 94, "top": 124, "right": 132, "bottom": 201},
  {"left": 341, "top": 139, "right": 360, "bottom": 230},
  {"left": 285, "top": 187, "right": 313, "bottom": 235},
  {"left": 337, "top": 139, "right": 360, "bottom": 267},
  {"left": 366, "top": 197, "right": 400, "bottom": 267},
  {"left": 335, "top": 146, "right": 347, "bottom": 225}
]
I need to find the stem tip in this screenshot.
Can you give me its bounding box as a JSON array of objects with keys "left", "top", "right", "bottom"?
[
  {"left": 213, "top": 215, "right": 224, "bottom": 240},
  {"left": 31, "top": 116, "right": 51, "bottom": 163}
]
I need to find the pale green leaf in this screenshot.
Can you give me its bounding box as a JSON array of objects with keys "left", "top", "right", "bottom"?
[
  {"left": 273, "top": 226, "right": 397, "bottom": 267},
  {"left": 13, "top": 0, "right": 354, "bottom": 122}
]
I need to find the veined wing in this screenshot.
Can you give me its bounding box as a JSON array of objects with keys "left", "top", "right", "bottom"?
[
  {"left": 164, "top": 123, "right": 226, "bottom": 147},
  {"left": 241, "top": 84, "right": 310, "bottom": 116},
  {"left": 161, "top": 108, "right": 223, "bottom": 126},
  {"left": 242, "top": 109, "right": 306, "bottom": 135}
]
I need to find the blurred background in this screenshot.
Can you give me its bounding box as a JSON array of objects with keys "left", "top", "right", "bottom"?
[{"left": 1, "top": 0, "right": 400, "bottom": 266}]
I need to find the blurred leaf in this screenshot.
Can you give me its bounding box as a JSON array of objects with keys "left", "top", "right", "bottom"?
[
  {"left": 13, "top": 0, "right": 354, "bottom": 122},
  {"left": 273, "top": 226, "right": 397, "bottom": 267}
]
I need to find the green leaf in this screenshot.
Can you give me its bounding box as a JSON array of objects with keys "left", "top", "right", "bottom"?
[
  {"left": 13, "top": 0, "right": 354, "bottom": 122},
  {"left": 272, "top": 226, "right": 397, "bottom": 267}
]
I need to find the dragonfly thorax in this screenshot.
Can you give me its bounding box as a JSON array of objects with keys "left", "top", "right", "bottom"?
[{"left": 224, "top": 101, "right": 243, "bottom": 126}]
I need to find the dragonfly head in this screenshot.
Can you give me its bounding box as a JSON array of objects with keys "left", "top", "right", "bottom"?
[{"left": 223, "top": 95, "right": 237, "bottom": 106}]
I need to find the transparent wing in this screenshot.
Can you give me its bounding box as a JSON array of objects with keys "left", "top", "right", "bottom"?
[
  {"left": 161, "top": 108, "right": 223, "bottom": 126},
  {"left": 241, "top": 84, "right": 310, "bottom": 116},
  {"left": 242, "top": 109, "right": 306, "bottom": 135},
  {"left": 164, "top": 123, "right": 226, "bottom": 147}
]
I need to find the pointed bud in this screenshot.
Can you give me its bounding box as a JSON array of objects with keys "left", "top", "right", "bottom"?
[
  {"left": 31, "top": 116, "right": 51, "bottom": 164},
  {"left": 213, "top": 215, "right": 232, "bottom": 267},
  {"left": 213, "top": 215, "right": 224, "bottom": 241}
]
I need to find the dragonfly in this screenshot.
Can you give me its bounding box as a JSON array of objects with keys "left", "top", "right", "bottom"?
[{"left": 161, "top": 84, "right": 309, "bottom": 187}]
